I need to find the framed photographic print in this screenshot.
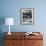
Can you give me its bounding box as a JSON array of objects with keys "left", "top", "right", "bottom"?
[{"left": 20, "top": 8, "right": 34, "bottom": 24}]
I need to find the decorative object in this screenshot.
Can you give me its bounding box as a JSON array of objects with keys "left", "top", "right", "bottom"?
[
  {"left": 5, "top": 18, "right": 14, "bottom": 35},
  {"left": 25, "top": 32, "right": 38, "bottom": 35},
  {"left": 20, "top": 8, "right": 34, "bottom": 24}
]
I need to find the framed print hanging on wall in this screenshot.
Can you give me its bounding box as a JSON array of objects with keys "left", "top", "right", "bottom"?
[{"left": 20, "top": 8, "right": 34, "bottom": 25}]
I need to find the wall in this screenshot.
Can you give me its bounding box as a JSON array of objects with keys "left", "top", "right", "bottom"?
[
  {"left": 0, "top": 0, "right": 46, "bottom": 46},
  {"left": 0, "top": 0, "right": 46, "bottom": 32}
]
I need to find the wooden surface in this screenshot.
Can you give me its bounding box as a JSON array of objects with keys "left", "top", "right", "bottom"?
[
  {"left": 4, "top": 32, "right": 43, "bottom": 46},
  {"left": 24, "top": 40, "right": 43, "bottom": 46}
]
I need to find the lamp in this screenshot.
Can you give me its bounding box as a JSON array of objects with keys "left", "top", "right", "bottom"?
[{"left": 5, "top": 18, "right": 14, "bottom": 35}]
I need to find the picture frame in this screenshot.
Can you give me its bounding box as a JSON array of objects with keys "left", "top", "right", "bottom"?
[{"left": 20, "top": 8, "right": 34, "bottom": 25}]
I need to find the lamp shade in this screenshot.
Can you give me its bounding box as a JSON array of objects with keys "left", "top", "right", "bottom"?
[{"left": 5, "top": 18, "right": 14, "bottom": 25}]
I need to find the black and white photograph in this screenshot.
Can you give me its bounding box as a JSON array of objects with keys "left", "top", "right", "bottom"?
[{"left": 20, "top": 8, "right": 34, "bottom": 24}]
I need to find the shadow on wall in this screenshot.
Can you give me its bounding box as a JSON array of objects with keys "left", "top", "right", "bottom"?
[
  {"left": 0, "top": 33, "right": 4, "bottom": 46},
  {"left": 0, "top": 16, "right": 5, "bottom": 32},
  {"left": 0, "top": 16, "right": 5, "bottom": 46}
]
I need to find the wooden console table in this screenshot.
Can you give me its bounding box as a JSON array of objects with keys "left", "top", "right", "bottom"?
[{"left": 4, "top": 32, "right": 43, "bottom": 46}]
